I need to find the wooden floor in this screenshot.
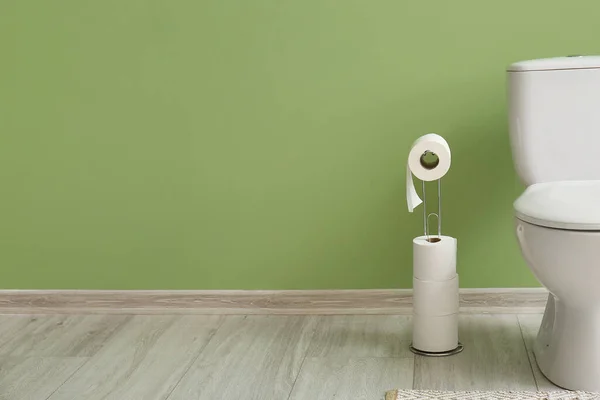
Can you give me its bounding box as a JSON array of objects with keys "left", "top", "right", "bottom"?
[{"left": 0, "top": 313, "right": 563, "bottom": 400}]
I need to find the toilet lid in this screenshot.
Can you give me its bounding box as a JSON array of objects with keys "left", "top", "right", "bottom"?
[{"left": 514, "top": 181, "right": 600, "bottom": 230}]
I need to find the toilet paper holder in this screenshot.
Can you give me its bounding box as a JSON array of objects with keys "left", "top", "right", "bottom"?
[
  {"left": 422, "top": 179, "right": 442, "bottom": 242},
  {"left": 409, "top": 140, "right": 462, "bottom": 357}
]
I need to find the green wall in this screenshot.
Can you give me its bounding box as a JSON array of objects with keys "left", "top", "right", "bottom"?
[{"left": 1, "top": 0, "right": 595, "bottom": 289}]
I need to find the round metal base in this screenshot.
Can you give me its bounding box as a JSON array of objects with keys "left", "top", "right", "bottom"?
[{"left": 409, "top": 342, "right": 464, "bottom": 357}]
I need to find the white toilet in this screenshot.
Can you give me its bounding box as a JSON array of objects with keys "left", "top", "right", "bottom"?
[{"left": 508, "top": 56, "right": 600, "bottom": 391}]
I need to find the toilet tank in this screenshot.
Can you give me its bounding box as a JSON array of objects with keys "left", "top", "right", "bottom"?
[{"left": 507, "top": 56, "right": 600, "bottom": 186}]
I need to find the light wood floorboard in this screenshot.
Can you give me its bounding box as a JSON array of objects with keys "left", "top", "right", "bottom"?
[
  {"left": 307, "top": 315, "right": 413, "bottom": 358},
  {"left": 0, "top": 357, "right": 87, "bottom": 400},
  {"left": 288, "top": 357, "right": 413, "bottom": 400},
  {"left": 0, "top": 315, "right": 129, "bottom": 357},
  {"left": 413, "top": 315, "right": 537, "bottom": 390},
  {"left": 48, "top": 315, "right": 223, "bottom": 400},
  {"left": 518, "top": 314, "right": 561, "bottom": 391},
  {"left": 167, "top": 316, "right": 316, "bottom": 400},
  {"left": 0, "top": 313, "right": 569, "bottom": 399},
  {"left": 0, "top": 317, "right": 36, "bottom": 350}
]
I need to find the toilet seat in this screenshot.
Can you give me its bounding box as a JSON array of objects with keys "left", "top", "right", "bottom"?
[{"left": 514, "top": 180, "right": 600, "bottom": 230}]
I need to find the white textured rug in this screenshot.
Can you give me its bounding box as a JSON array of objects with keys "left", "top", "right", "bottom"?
[{"left": 385, "top": 390, "right": 600, "bottom": 400}]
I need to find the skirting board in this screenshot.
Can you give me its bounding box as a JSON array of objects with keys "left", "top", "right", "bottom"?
[{"left": 0, "top": 288, "right": 548, "bottom": 315}]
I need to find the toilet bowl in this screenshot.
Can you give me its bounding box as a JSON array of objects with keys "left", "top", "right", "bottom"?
[
  {"left": 515, "top": 214, "right": 600, "bottom": 390},
  {"left": 508, "top": 56, "right": 600, "bottom": 390}
]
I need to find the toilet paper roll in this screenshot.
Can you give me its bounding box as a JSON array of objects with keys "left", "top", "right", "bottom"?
[
  {"left": 406, "top": 133, "right": 452, "bottom": 212},
  {"left": 413, "top": 235, "right": 457, "bottom": 281},
  {"left": 413, "top": 275, "right": 459, "bottom": 316},
  {"left": 412, "top": 313, "right": 459, "bottom": 352}
]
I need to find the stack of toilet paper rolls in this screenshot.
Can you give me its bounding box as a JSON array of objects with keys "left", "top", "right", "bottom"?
[{"left": 412, "top": 235, "right": 459, "bottom": 353}]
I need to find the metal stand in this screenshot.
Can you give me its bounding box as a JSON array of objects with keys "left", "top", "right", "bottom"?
[
  {"left": 409, "top": 342, "right": 464, "bottom": 357},
  {"left": 422, "top": 179, "right": 442, "bottom": 241}
]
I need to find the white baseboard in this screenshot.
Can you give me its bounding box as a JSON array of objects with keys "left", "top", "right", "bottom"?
[{"left": 0, "top": 288, "right": 548, "bottom": 315}]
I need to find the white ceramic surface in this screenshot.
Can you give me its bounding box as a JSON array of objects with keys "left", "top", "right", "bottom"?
[
  {"left": 514, "top": 180, "right": 600, "bottom": 230},
  {"left": 515, "top": 219, "right": 600, "bottom": 391},
  {"left": 508, "top": 57, "right": 600, "bottom": 186},
  {"left": 509, "top": 56, "right": 600, "bottom": 391},
  {"left": 507, "top": 55, "right": 600, "bottom": 72}
]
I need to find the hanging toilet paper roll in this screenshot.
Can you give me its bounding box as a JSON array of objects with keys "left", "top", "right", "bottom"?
[
  {"left": 413, "top": 275, "right": 459, "bottom": 316},
  {"left": 413, "top": 235, "right": 457, "bottom": 281},
  {"left": 412, "top": 313, "right": 459, "bottom": 352},
  {"left": 406, "top": 133, "right": 452, "bottom": 212}
]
